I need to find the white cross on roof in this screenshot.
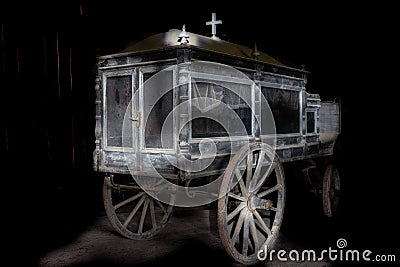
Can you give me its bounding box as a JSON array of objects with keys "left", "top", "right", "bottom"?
[{"left": 206, "top": 13, "right": 222, "bottom": 38}]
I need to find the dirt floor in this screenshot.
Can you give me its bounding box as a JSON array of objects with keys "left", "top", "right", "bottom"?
[
  {"left": 10, "top": 167, "right": 358, "bottom": 267},
  {"left": 37, "top": 207, "right": 332, "bottom": 267}
]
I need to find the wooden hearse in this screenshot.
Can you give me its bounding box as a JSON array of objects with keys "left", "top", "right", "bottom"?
[{"left": 93, "top": 25, "right": 340, "bottom": 264}]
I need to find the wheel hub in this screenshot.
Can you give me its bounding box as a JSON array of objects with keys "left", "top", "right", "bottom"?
[{"left": 248, "top": 194, "right": 273, "bottom": 211}]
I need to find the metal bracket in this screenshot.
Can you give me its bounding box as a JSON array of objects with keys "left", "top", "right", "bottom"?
[{"left": 130, "top": 112, "right": 141, "bottom": 127}]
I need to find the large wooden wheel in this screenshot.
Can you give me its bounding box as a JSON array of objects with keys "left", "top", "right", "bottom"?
[
  {"left": 103, "top": 174, "right": 173, "bottom": 239},
  {"left": 218, "top": 143, "right": 285, "bottom": 265},
  {"left": 322, "top": 164, "right": 340, "bottom": 217}
]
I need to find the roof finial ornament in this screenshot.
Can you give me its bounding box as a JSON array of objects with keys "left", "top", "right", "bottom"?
[
  {"left": 178, "top": 24, "right": 189, "bottom": 44},
  {"left": 206, "top": 13, "right": 222, "bottom": 39},
  {"left": 252, "top": 42, "right": 260, "bottom": 59}
]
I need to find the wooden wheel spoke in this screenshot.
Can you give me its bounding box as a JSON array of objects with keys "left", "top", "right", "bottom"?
[
  {"left": 249, "top": 214, "right": 259, "bottom": 252},
  {"left": 235, "top": 169, "right": 248, "bottom": 196},
  {"left": 149, "top": 199, "right": 157, "bottom": 229},
  {"left": 242, "top": 212, "right": 250, "bottom": 256},
  {"left": 138, "top": 198, "right": 150, "bottom": 234},
  {"left": 227, "top": 222, "right": 234, "bottom": 237},
  {"left": 258, "top": 184, "right": 282, "bottom": 198},
  {"left": 227, "top": 202, "right": 246, "bottom": 222},
  {"left": 231, "top": 209, "right": 246, "bottom": 245},
  {"left": 251, "top": 161, "right": 277, "bottom": 193},
  {"left": 114, "top": 192, "right": 145, "bottom": 210},
  {"left": 252, "top": 151, "right": 265, "bottom": 182},
  {"left": 334, "top": 176, "right": 340, "bottom": 191},
  {"left": 254, "top": 210, "right": 271, "bottom": 236},
  {"left": 123, "top": 195, "right": 146, "bottom": 227},
  {"left": 246, "top": 153, "right": 253, "bottom": 188},
  {"left": 156, "top": 200, "right": 167, "bottom": 214},
  {"left": 262, "top": 235, "right": 273, "bottom": 253},
  {"left": 228, "top": 192, "right": 246, "bottom": 202},
  {"left": 270, "top": 206, "right": 281, "bottom": 212},
  {"left": 248, "top": 236, "right": 254, "bottom": 252}
]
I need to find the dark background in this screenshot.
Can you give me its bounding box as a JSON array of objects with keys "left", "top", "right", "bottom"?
[{"left": 1, "top": 1, "right": 397, "bottom": 266}]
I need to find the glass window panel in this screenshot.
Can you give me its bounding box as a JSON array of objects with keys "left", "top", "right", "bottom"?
[
  {"left": 262, "top": 87, "right": 300, "bottom": 134},
  {"left": 191, "top": 82, "right": 252, "bottom": 138},
  {"left": 106, "top": 75, "right": 132, "bottom": 147},
  {"left": 307, "top": 111, "right": 315, "bottom": 133},
  {"left": 144, "top": 71, "right": 174, "bottom": 148}
]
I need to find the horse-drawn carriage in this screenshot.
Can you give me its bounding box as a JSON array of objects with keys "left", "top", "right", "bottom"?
[{"left": 93, "top": 24, "right": 340, "bottom": 264}]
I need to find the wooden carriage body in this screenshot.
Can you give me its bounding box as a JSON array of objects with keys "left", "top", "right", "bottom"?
[{"left": 93, "top": 29, "right": 340, "bottom": 178}]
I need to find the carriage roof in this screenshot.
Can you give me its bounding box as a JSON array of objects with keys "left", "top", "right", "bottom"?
[{"left": 98, "top": 29, "right": 306, "bottom": 75}]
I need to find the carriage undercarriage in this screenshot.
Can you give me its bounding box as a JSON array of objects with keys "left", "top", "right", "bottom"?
[{"left": 101, "top": 141, "right": 340, "bottom": 265}]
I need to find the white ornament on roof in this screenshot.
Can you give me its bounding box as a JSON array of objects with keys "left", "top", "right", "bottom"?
[
  {"left": 206, "top": 13, "right": 222, "bottom": 39},
  {"left": 178, "top": 24, "right": 189, "bottom": 44}
]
